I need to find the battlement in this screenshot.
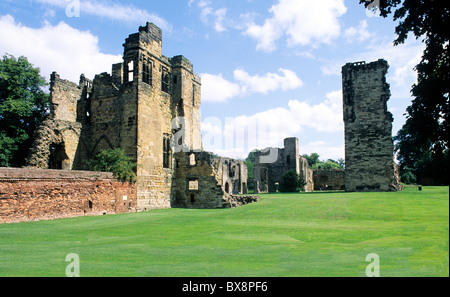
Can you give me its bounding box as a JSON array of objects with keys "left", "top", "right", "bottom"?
[
  {"left": 139, "top": 22, "right": 162, "bottom": 43},
  {"left": 342, "top": 59, "right": 388, "bottom": 75},
  {"left": 171, "top": 55, "right": 194, "bottom": 73}
]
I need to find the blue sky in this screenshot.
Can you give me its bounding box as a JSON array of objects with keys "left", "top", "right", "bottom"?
[{"left": 0, "top": 0, "right": 425, "bottom": 161}]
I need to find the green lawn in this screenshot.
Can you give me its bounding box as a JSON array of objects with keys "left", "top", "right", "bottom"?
[{"left": 0, "top": 186, "right": 448, "bottom": 277}]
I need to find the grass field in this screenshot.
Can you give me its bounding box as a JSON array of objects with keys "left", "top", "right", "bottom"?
[{"left": 0, "top": 186, "right": 448, "bottom": 277}]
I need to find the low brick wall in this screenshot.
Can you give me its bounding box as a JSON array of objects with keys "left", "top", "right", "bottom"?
[{"left": 0, "top": 168, "right": 136, "bottom": 224}]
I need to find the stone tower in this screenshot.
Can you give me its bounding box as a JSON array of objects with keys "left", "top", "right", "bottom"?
[
  {"left": 120, "top": 22, "right": 202, "bottom": 210},
  {"left": 27, "top": 23, "right": 252, "bottom": 212},
  {"left": 342, "top": 59, "right": 401, "bottom": 192}
]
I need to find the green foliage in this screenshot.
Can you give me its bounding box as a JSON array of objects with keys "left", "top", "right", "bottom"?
[
  {"left": 88, "top": 148, "right": 136, "bottom": 183},
  {"left": 302, "top": 153, "right": 344, "bottom": 170},
  {"left": 244, "top": 150, "right": 259, "bottom": 191},
  {"left": 0, "top": 54, "right": 49, "bottom": 167},
  {"left": 279, "top": 169, "right": 306, "bottom": 192},
  {"left": 312, "top": 159, "right": 343, "bottom": 170},
  {"left": 302, "top": 152, "right": 319, "bottom": 167},
  {"left": 400, "top": 168, "right": 417, "bottom": 185}
]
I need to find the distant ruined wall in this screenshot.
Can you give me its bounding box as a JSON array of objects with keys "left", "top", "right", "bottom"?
[
  {"left": 342, "top": 59, "right": 401, "bottom": 192},
  {"left": 0, "top": 168, "right": 136, "bottom": 224},
  {"left": 172, "top": 152, "right": 250, "bottom": 209},
  {"left": 254, "top": 138, "right": 314, "bottom": 193},
  {"left": 313, "top": 169, "right": 345, "bottom": 191}
]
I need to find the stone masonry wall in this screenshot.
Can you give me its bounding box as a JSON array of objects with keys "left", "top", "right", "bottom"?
[
  {"left": 342, "top": 59, "right": 401, "bottom": 192},
  {"left": 254, "top": 137, "right": 314, "bottom": 193},
  {"left": 313, "top": 169, "right": 345, "bottom": 191},
  {"left": 172, "top": 152, "right": 226, "bottom": 209},
  {"left": 172, "top": 152, "right": 251, "bottom": 209},
  {"left": 0, "top": 168, "right": 136, "bottom": 224}
]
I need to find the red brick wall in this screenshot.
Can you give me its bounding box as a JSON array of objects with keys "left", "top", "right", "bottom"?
[{"left": 0, "top": 168, "right": 136, "bottom": 224}]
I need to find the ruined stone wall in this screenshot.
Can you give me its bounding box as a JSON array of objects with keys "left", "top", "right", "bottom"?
[
  {"left": 0, "top": 168, "right": 136, "bottom": 224},
  {"left": 172, "top": 152, "right": 249, "bottom": 209},
  {"left": 254, "top": 138, "right": 314, "bottom": 193},
  {"left": 217, "top": 157, "right": 247, "bottom": 195},
  {"left": 172, "top": 152, "right": 225, "bottom": 209},
  {"left": 27, "top": 73, "right": 84, "bottom": 170},
  {"left": 342, "top": 59, "right": 401, "bottom": 192},
  {"left": 299, "top": 155, "right": 314, "bottom": 192},
  {"left": 313, "top": 169, "right": 345, "bottom": 191},
  {"left": 49, "top": 72, "right": 82, "bottom": 123}
]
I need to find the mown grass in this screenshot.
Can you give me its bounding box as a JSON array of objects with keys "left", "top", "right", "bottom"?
[{"left": 0, "top": 186, "right": 448, "bottom": 277}]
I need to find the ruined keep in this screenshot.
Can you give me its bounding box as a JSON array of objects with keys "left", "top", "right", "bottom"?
[
  {"left": 342, "top": 59, "right": 401, "bottom": 192},
  {"left": 253, "top": 137, "right": 314, "bottom": 193},
  {"left": 26, "top": 22, "right": 249, "bottom": 211}
]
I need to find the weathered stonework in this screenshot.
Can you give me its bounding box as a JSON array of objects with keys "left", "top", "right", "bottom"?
[
  {"left": 253, "top": 137, "right": 314, "bottom": 193},
  {"left": 172, "top": 151, "right": 248, "bottom": 209},
  {"left": 342, "top": 59, "right": 402, "bottom": 192},
  {"left": 313, "top": 169, "right": 345, "bottom": 191},
  {"left": 26, "top": 22, "right": 252, "bottom": 212}
]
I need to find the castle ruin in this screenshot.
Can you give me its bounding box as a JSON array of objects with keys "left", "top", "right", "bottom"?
[
  {"left": 252, "top": 59, "right": 401, "bottom": 193},
  {"left": 253, "top": 137, "right": 315, "bottom": 193},
  {"left": 342, "top": 59, "right": 401, "bottom": 192},
  {"left": 26, "top": 22, "right": 252, "bottom": 211}
]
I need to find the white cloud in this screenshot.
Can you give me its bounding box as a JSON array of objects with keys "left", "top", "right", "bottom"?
[
  {"left": 200, "top": 73, "right": 241, "bottom": 103},
  {"left": 344, "top": 20, "right": 372, "bottom": 42},
  {"left": 288, "top": 90, "right": 343, "bottom": 132},
  {"left": 0, "top": 15, "right": 121, "bottom": 83},
  {"left": 301, "top": 141, "right": 344, "bottom": 162},
  {"left": 320, "top": 37, "right": 424, "bottom": 98},
  {"left": 201, "top": 90, "right": 344, "bottom": 159},
  {"left": 200, "top": 68, "right": 303, "bottom": 102},
  {"left": 244, "top": 0, "right": 347, "bottom": 52},
  {"left": 234, "top": 68, "right": 303, "bottom": 94},
  {"left": 214, "top": 8, "right": 228, "bottom": 32},
  {"left": 35, "top": 0, "right": 171, "bottom": 31},
  {"left": 194, "top": 0, "right": 229, "bottom": 32}
]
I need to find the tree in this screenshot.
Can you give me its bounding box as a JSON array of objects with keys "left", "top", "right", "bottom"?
[
  {"left": 244, "top": 150, "right": 259, "bottom": 191},
  {"left": 359, "top": 0, "right": 449, "bottom": 184},
  {"left": 302, "top": 153, "right": 344, "bottom": 170},
  {"left": 88, "top": 148, "right": 137, "bottom": 183},
  {"left": 302, "top": 153, "right": 320, "bottom": 167},
  {"left": 0, "top": 54, "right": 49, "bottom": 167},
  {"left": 279, "top": 169, "right": 306, "bottom": 192}
]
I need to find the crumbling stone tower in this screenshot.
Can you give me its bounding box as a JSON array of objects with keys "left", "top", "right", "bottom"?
[{"left": 342, "top": 59, "right": 401, "bottom": 192}]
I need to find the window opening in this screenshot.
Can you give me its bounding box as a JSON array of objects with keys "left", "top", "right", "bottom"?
[
  {"left": 163, "top": 135, "right": 172, "bottom": 168},
  {"left": 142, "top": 60, "right": 152, "bottom": 85}
]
